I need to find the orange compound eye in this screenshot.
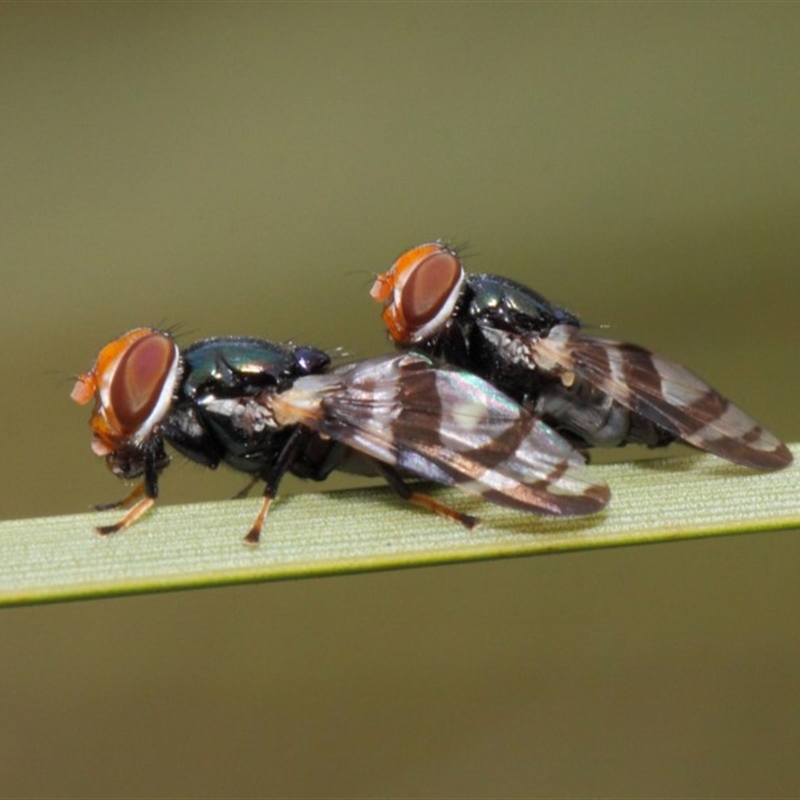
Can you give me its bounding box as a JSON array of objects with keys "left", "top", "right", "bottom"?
[
  {"left": 75, "top": 328, "right": 181, "bottom": 454},
  {"left": 110, "top": 332, "right": 179, "bottom": 436},
  {"left": 401, "top": 249, "right": 463, "bottom": 329},
  {"left": 371, "top": 243, "right": 443, "bottom": 305},
  {"left": 373, "top": 243, "right": 465, "bottom": 344}
]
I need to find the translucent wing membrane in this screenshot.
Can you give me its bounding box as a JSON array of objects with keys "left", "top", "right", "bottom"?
[
  {"left": 532, "top": 325, "right": 792, "bottom": 470},
  {"left": 273, "top": 353, "right": 610, "bottom": 516}
]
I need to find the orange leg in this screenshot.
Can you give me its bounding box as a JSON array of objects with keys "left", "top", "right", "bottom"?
[
  {"left": 243, "top": 495, "right": 274, "bottom": 545},
  {"left": 408, "top": 491, "right": 479, "bottom": 529},
  {"left": 96, "top": 496, "right": 155, "bottom": 535},
  {"left": 372, "top": 462, "right": 480, "bottom": 530},
  {"left": 94, "top": 482, "right": 146, "bottom": 512}
]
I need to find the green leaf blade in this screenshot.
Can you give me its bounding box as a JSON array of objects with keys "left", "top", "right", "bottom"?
[{"left": 2, "top": 444, "right": 799, "bottom": 607}]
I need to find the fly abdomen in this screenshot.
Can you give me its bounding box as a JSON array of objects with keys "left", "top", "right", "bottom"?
[{"left": 533, "top": 377, "right": 676, "bottom": 450}]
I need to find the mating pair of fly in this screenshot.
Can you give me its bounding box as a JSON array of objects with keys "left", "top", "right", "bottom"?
[{"left": 73, "top": 242, "right": 792, "bottom": 544}]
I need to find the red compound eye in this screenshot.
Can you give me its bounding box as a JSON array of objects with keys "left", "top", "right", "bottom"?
[
  {"left": 109, "top": 332, "right": 177, "bottom": 436},
  {"left": 400, "top": 249, "right": 463, "bottom": 329}
]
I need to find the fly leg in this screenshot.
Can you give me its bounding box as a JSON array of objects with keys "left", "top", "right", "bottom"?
[
  {"left": 94, "top": 482, "right": 145, "bottom": 512},
  {"left": 243, "top": 428, "right": 306, "bottom": 545},
  {"left": 243, "top": 494, "right": 274, "bottom": 546},
  {"left": 373, "top": 462, "right": 479, "bottom": 529},
  {"left": 232, "top": 475, "right": 260, "bottom": 500},
  {"left": 96, "top": 450, "right": 161, "bottom": 536},
  {"left": 96, "top": 494, "right": 155, "bottom": 535}
]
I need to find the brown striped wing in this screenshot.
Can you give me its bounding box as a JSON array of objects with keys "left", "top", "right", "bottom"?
[
  {"left": 274, "top": 353, "right": 609, "bottom": 516},
  {"left": 532, "top": 325, "right": 792, "bottom": 470}
]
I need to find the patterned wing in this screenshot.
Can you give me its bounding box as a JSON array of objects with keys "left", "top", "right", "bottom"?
[
  {"left": 528, "top": 324, "right": 792, "bottom": 470},
  {"left": 271, "top": 353, "right": 609, "bottom": 516}
]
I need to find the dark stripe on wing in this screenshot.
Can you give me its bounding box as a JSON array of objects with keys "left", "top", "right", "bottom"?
[
  {"left": 536, "top": 326, "right": 791, "bottom": 470},
  {"left": 284, "top": 353, "right": 609, "bottom": 516}
]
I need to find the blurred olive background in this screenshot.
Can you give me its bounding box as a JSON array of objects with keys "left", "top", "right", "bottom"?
[{"left": 2, "top": 3, "right": 800, "bottom": 797}]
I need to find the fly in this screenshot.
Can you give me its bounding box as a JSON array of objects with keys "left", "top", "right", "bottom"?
[
  {"left": 371, "top": 242, "right": 792, "bottom": 470},
  {"left": 72, "top": 327, "right": 609, "bottom": 543}
]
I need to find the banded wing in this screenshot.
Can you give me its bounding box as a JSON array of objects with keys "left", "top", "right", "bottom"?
[
  {"left": 271, "top": 353, "right": 609, "bottom": 516},
  {"left": 530, "top": 324, "right": 792, "bottom": 470}
]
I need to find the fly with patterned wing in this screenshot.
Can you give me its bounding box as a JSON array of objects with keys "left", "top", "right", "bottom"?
[
  {"left": 371, "top": 242, "right": 792, "bottom": 471},
  {"left": 72, "top": 328, "right": 608, "bottom": 543}
]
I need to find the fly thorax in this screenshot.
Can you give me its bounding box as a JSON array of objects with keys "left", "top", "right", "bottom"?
[
  {"left": 200, "top": 395, "right": 279, "bottom": 434},
  {"left": 482, "top": 327, "right": 539, "bottom": 370}
]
